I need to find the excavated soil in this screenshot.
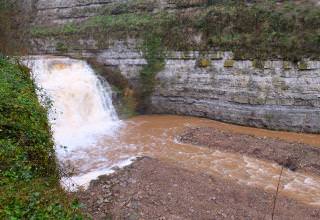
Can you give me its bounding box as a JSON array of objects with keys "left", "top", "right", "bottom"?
[
  {"left": 76, "top": 157, "right": 320, "bottom": 220},
  {"left": 179, "top": 127, "right": 320, "bottom": 175}
]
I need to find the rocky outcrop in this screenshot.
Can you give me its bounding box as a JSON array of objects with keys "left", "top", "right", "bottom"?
[
  {"left": 19, "top": 1, "right": 320, "bottom": 133},
  {"left": 23, "top": 0, "right": 320, "bottom": 27},
  {"left": 24, "top": 0, "right": 185, "bottom": 26},
  {"left": 33, "top": 0, "right": 125, "bottom": 25},
  {"left": 28, "top": 36, "right": 320, "bottom": 133},
  {"left": 152, "top": 52, "right": 320, "bottom": 133}
]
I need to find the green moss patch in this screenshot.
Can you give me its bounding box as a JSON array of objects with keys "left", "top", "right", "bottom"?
[
  {"left": 252, "top": 59, "right": 265, "bottom": 69},
  {"left": 224, "top": 59, "right": 235, "bottom": 68},
  {"left": 283, "top": 61, "right": 292, "bottom": 70},
  {"left": 56, "top": 42, "right": 68, "bottom": 52},
  {"left": 197, "top": 58, "right": 211, "bottom": 68},
  {"left": 0, "top": 57, "right": 84, "bottom": 219},
  {"left": 298, "top": 61, "right": 309, "bottom": 70},
  {"left": 138, "top": 34, "right": 166, "bottom": 112}
]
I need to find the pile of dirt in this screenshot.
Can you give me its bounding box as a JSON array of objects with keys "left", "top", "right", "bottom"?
[
  {"left": 179, "top": 127, "right": 320, "bottom": 174},
  {"left": 76, "top": 157, "right": 320, "bottom": 220}
]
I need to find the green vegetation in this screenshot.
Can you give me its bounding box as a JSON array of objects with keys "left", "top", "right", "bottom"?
[
  {"left": 30, "top": 1, "right": 320, "bottom": 61},
  {"left": 88, "top": 35, "right": 166, "bottom": 114},
  {"left": 32, "top": 23, "right": 78, "bottom": 37},
  {"left": 31, "top": 13, "right": 156, "bottom": 37},
  {"left": 298, "top": 60, "right": 309, "bottom": 70},
  {"left": 0, "top": 57, "right": 84, "bottom": 219},
  {"left": 201, "top": 1, "right": 320, "bottom": 61},
  {"left": 139, "top": 34, "right": 166, "bottom": 112},
  {"left": 252, "top": 59, "right": 265, "bottom": 69},
  {"left": 86, "top": 13, "right": 154, "bottom": 32},
  {"left": 56, "top": 42, "right": 68, "bottom": 52},
  {"left": 224, "top": 59, "right": 235, "bottom": 68},
  {"left": 283, "top": 61, "right": 292, "bottom": 70},
  {"left": 87, "top": 58, "right": 138, "bottom": 118},
  {"left": 197, "top": 58, "right": 211, "bottom": 68},
  {"left": 118, "top": 94, "right": 138, "bottom": 118}
]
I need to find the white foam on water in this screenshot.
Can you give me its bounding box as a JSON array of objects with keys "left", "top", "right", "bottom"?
[
  {"left": 29, "top": 57, "right": 121, "bottom": 150},
  {"left": 61, "top": 157, "right": 136, "bottom": 192}
]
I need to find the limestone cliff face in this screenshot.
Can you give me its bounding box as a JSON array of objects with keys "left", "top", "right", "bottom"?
[
  {"left": 23, "top": 1, "right": 320, "bottom": 133},
  {"left": 96, "top": 42, "right": 320, "bottom": 133},
  {"left": 153, "top": 53, "right": 320, "bottom": 133},
  {"left": 33, "top": 0, "right": 127, "bottom": 25},
  {"left": 26, "top": 0, "right": 177, "bottom": 25}
]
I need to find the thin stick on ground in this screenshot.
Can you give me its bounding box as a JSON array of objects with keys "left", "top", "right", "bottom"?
[{"left": 272, "top": 167, "right": 284, "bottom": 220}]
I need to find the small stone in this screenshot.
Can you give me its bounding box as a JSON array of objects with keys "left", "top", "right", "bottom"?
[{"left": 127, "top": 212, "right": 139, "bottom": 220}]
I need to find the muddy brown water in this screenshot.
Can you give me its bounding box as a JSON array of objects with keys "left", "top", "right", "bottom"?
[
  {"left": 31, "top": 57, "right": 320, "bottom": 208},
  {"left": 65, "top": 115, "right": 320, "bottom": 206}
]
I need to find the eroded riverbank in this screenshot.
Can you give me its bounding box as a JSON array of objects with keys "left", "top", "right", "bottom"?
[
  {"left": 179, "top": 127, "right": 320, "bottom": 175},
  {"left": 65, "top": 115, "right": 320, "bottom": 208},
  {"left": 76, "top": 157, "right": 320, "bottom": 220}
]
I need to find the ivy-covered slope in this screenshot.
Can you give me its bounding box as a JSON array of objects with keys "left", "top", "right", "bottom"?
[{"left": 0, "top": 57, "right": 84, "bottom": 219}]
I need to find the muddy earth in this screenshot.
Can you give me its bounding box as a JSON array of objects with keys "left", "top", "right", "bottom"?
[{"left": 76, "top": 157, "right": 320, "bottom": 220}]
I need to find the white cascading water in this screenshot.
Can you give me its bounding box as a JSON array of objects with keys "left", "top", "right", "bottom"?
[
  {"left": 30, "top": 56, "right": 120, "bottom": 149},
  {"left": 27, "top": 56, "right": 133, "bottom": 190}
]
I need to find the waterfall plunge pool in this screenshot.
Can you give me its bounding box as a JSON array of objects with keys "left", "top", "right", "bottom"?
[{"left": 27, "top": 56, "right": 320, "bottom": 206}]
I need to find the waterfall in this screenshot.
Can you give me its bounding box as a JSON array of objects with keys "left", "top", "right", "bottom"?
[
  {"left": 26, "top": 56, "right": 136, "bottom": 190},
  {"left": 28, "top": 56, "right": 121, "bottom": 154}
]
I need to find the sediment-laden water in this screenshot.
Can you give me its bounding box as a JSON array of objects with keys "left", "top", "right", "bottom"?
[{"left": 29, "top": 56, "right": 320, "bottom": 206}]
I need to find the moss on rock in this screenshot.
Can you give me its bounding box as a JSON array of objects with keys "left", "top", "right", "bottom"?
[
  {"left": 252, "top": 59, "right": 265, "bottom": 69},
  {"left": 298, "top": 61, "right": 309, "bottom": 70},
  {"left": 224, "top": 59, "right": 235, "bottom": 68},
  {"left": 283, "top": 61, "right": 292, "bottom": 70},
  {"left": 197, "top": 58, "right": 211, "bottom": 68}
]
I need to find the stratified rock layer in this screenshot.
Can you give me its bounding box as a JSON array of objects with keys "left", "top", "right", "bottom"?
[
  {"left": 152, "top": 52, "right": 320, "bottom": 132},
  {"left": 22, "top": 0, "right": 320, "bottom": 133},
  {"left": 95, "top": 42, "right": 320, "bottom": 133}
]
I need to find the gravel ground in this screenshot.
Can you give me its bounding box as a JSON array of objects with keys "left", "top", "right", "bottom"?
[
  {"left": 76, "top": 157, "right": 320, "bottom": 220},
  {"left": 179, "top": 127, "right": 320, "bottom": 175}
]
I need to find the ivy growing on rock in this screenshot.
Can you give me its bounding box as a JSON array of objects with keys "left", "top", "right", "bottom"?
[{"left": 139, "top": 33, "right": 166, "bottom": 112}]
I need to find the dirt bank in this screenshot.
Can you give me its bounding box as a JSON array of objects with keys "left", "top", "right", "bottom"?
[
  {"left": 179, "top": 127, "right": 320, "bottom": 175},
  {"left": 76, "top": 157, "right": 320, "bottom": 220}
]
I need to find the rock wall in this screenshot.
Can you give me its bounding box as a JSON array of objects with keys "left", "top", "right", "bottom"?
[
  {"left": 21, "top": 1, "right": 320, "bottom": 133},
  {"left": 24, "top": 0, "right": 320, "bottom": 26},
  {"left": 152, "top": 53, "right": 320, "bottom": 133},
  {"left": 61, "top": 40, "right": 320, "bottom": 133},
  {"left": 33, "top": 0, "right": 127, "bottom": 25},
  {"left": 26, "top": 0, "right": 183, "bottom": 25}
]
